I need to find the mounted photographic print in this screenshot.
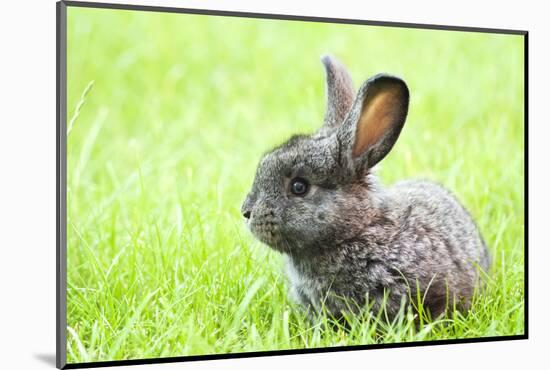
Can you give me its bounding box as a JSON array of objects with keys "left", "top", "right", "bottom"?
[{"left": 56, "top": 1, "right": 527, "bottom": 368}]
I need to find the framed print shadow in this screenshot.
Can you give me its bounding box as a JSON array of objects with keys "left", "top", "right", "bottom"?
[{"left": 56, "top": 1, "right": 528, "bottom": 368}]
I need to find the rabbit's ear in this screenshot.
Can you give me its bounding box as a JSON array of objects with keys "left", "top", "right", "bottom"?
[
  {"left": 321, "top": 55, "right": 355, "bottom": 131},
  {"left": 337, "top": 74, "right": 409, "bottom": 174}
]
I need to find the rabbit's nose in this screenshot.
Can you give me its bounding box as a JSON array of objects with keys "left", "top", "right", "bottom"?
[{"left": 241, "top": 193, "right": 255, "bottom": 220}]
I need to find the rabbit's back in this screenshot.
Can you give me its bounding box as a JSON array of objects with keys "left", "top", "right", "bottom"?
[
  {"left": 388, "top": 179, "right": 489, "bottom": 270},
  {"left": 382, "top": 179, "right": 490, "bottom": 312}
]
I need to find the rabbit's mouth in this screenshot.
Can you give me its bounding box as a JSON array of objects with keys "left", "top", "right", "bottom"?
[{"left": 249, "top": 219, "right": 290, "bottom": 253}]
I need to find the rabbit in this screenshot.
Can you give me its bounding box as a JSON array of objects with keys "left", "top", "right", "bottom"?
[{"left": 241, "top": 55, "right": 491, "bottom": 320}]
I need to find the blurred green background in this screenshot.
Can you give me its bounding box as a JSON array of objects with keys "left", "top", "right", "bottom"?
[{"left": 66, "top": 6, "right": 524, "bottom": 364}]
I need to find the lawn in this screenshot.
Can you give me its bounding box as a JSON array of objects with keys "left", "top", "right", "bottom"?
[{"left": 65, "top": 6, "right": 525, "bottom": 364}]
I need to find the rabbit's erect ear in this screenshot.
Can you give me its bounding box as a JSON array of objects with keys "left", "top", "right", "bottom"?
[
  {"left": 337, "top": 74, "right": 409, "bottom": 174},
  {"left": 320, "top": 55, "right": 355, "bottom": 131}
]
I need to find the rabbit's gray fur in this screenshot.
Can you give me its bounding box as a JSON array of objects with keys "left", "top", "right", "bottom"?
[{"left": 242, "top": 55, "right": 490, "bottom": 319}]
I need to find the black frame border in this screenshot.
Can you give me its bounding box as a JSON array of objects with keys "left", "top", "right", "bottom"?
[
  {"left": 57, "top": 2, "right": 67, "bottom": 369},
  {"left": 56, "top": 1, "right": 529, "bottom": 369}
]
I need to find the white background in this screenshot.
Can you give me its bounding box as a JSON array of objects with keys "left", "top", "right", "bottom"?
[{"left": 0, "top": 0, "right": 546, "bottom": 369}]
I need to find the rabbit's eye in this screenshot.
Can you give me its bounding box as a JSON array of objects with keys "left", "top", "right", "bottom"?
[{"left": 290, "top": 177, "right": 309, "bottom": 196}]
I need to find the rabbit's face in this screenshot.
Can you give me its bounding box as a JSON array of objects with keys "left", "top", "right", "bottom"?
[
  {"left": 242, "top": 56, "right": 409, "bottom": 256},
  {"left": 242, "top": 133, "right": 350, "bottom": 254}
]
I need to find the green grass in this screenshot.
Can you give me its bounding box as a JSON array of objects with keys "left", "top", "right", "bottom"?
[{"left": 66, "top": 7, "right": 525, "bottom": 364}]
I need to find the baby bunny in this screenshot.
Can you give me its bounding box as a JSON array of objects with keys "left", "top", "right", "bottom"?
[{"left": 242, "top": 55, "right": 490, "bottom": 319}]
